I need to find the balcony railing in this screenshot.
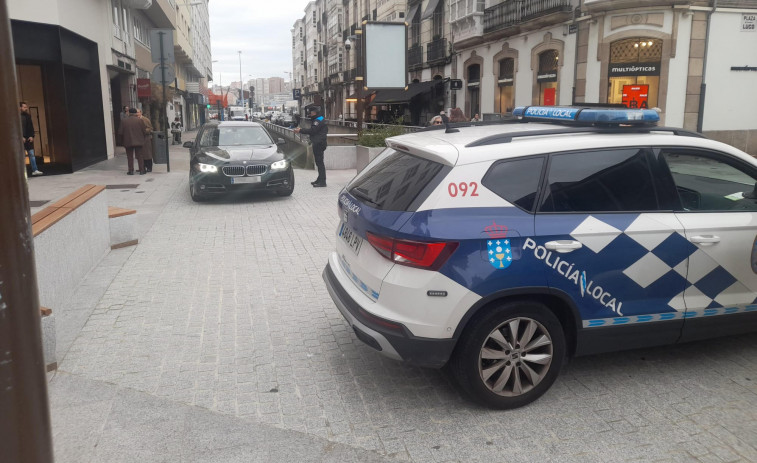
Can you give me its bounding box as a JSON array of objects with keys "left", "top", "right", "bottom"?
[
  {"left": 408, "top": 44, "right": 423, "bottom": 70},
  {"left": 484, "top": 0, "right": 573, "bottom": 34},
  {"left": 427, "top": 37, "right": 447, "bottom": 64}
]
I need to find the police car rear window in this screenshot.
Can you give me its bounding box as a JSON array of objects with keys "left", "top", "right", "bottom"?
[{"left": 348, "top": 151, "right": 444, "bottom": 211}]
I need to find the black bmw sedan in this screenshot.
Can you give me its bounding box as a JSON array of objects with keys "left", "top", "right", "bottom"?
[{"left": 185, "top": 121, "right": 294, "bottom": 201}]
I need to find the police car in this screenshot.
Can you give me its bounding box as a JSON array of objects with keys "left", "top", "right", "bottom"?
[{"left": 322, "top": 106, "right": 757, "bottom": 409}]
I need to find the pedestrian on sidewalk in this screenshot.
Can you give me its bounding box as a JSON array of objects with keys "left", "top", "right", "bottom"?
[
  {"left": 19, "top": 101, "right": 43, "bottom": 176},
  {"left": 449, "top": 107, "right": 467, "bottom": 123},
  {"left": 171, "top": 117, "right": 182, "bottom": 145},
  {"left": 294, "top": 105, "right": 328, "bottom": 187},
  {"left": 137, "top": 109, "right": 154, "bottom": 172},
  {"left": 118, "top": 108, "right": 147, "bottom": 175}
]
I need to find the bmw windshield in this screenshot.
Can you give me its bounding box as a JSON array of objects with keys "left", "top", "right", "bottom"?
[{"left": 200, "top": 126, "right": 274, "bottom": 147}]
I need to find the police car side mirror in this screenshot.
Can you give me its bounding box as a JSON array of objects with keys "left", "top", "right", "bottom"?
[{"left": 183, "top": 141, "right": 194, "bottom": 148}]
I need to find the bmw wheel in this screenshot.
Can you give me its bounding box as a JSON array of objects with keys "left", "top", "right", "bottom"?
[{"left": 449, "top": 301, "right": 565, "bottom": 409}]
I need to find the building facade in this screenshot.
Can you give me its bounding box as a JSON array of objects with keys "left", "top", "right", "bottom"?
[
  {"left": 10, "top": 0, "right": 115, "bottom": 172},
  {"left": 291, "top": 0, "right": 757, "bottom": 153},
  {"left": 9, "top": 0, "right": 211, "bottom": 173}
]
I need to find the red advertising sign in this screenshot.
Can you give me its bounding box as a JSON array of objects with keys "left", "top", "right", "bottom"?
[
  {"left": 207, "top": 93, "right": 228, "bottom": 107},
  {"left": 622, "top": 84, "right": 649, "bottom": 109},
  {"left": 137, "top": 78, "right": 151, "bottom": 98},
  {"left": 543, "top": 87, "right": 556, "bottom": 106}
]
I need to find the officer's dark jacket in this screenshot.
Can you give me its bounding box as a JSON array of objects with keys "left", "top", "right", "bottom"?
[{"left": 299, "top": 116, "right": 328, "bottom": 146}]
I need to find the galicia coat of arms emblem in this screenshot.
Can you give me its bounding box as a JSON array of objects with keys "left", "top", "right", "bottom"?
[{"left": 485, "top": 221, "right": 512, "bottom": 269}]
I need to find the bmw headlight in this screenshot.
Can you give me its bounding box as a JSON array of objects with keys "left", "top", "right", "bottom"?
[
  {"left": 270, "top": 160, "right": 288, "bottom": 172},
  {"left": 198, "top": 163, "right": 218, "bottom": 173}
]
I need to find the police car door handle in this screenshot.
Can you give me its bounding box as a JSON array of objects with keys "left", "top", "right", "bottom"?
[
  {"left": 690, "top": 235, "right": 721, "bottom": 245},
  {"left": 545, "top": 240, "right": 583, "bottom": 253}
]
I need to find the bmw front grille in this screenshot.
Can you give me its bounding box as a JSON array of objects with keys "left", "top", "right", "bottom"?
[
  {"left": 222, "top": 166, "right": 245, "bottom": 177},
  {"left": 246, "top": 165, "right": 267, "bottom": 176}
]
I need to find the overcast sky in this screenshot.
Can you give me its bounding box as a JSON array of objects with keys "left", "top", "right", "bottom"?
[{"left": 209, "top": 0, "right": 310, "bottom": 85}]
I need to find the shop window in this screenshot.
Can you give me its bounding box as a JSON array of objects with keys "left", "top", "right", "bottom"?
[
  {"left": 608, "top": 38, "right": 662, "bottom": 109},
  {"left": 497, "top": 58, "right": 514, "bottom": 113},
  {"left": 467, "top": 64, "right": 481, "bottom": 117},
  {"left": 537, "top": 50, "right": 558, "bottom": 106}
]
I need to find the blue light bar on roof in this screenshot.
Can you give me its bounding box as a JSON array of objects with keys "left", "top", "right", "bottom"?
[{"left": 512, "top": 106, "right": 659, "bottom": 125}]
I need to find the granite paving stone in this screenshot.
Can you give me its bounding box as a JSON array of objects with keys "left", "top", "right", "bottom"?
[{"left": 38, "top": 149, "right": 757, "bottom": 462}]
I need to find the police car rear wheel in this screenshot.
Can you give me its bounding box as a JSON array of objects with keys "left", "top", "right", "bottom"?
[{"left": 450, "top": 301, "right": 565, "bottom": 409}]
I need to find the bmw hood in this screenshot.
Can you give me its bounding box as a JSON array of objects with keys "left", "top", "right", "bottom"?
[{"left": 200, "top": 144, "right": 281, "bottom": 162}]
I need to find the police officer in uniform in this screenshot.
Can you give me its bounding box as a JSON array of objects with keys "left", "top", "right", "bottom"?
[{"left": 294, "top": 105, "right": 328, "bottom": 187}]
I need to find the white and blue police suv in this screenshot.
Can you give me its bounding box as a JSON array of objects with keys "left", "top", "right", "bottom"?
[{"left": 323, "top": 106, "right": 757, "bottom": 409}]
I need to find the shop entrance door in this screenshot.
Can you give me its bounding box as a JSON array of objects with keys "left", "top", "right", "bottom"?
[{"left": 16, "top": 64, "right": 51, "bottom": 165}]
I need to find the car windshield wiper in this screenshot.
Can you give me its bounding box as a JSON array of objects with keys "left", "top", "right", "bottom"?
[{"left": 351, "top": 188, "right": 381, "bottom": 208}]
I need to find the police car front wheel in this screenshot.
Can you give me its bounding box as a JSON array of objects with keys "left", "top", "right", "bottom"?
[{"left": 449, "top": 301, "right": 565, "bottom": 409}]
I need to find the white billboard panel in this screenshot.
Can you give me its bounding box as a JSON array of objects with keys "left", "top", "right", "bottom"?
[{"left": 364, "top": 22, "right": 407, "bottom": 89}]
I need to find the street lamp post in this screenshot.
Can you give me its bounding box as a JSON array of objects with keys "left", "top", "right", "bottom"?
[
  {"left": 238, "top": 51, "right": 243, "bottom": 111},
  {"left": 345, "top": 30, "right": 363, "bottom": 135}
]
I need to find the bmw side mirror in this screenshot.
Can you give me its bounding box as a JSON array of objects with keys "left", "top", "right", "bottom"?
[
  {"left": 276, "top": 138, "right": 286, "bottom": 145},
  {"left": 183, "top": 141, "right": 194, "bottom": 148}
]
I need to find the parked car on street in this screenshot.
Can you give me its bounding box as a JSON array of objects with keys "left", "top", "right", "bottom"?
[
  {"left": 323, "top": 105, "right": 757, "bottom": 409},
  {"left": 185, "top": 121, "right": 294, "bottom": 201}
]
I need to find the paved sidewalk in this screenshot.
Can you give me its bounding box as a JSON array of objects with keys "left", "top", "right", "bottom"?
[
  {"left": 27, "top": 132, "right": 198, "bottom": 240},
  {"left": 30, "top": 139, "right": 757, "bottom": 462}
]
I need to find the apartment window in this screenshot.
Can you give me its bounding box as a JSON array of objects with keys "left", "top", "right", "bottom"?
[
  {"left": 112, "top": 0, "right": 120, "bottom": 29},
  {"left": 432, "top": 2, "right": 444, "bottom": 38},
  {"left": 411, "top": 8, "right": 421, "bottom": 45},
  {"left": 133, "top": 15, "right": 149, "bottom": 47}
]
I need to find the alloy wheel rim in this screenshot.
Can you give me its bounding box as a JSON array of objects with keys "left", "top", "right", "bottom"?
[{"left": 478, "top": 317, "right": 553, "bottom": 397}]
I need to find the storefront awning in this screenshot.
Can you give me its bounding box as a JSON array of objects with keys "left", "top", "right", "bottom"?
[
  {"left": 346, "top": 91, "right": 375, "bottom": 101},
  {"left": 421, "top": 0, "right": 441, "bottom": 20},
  {"left": 370, "top": 81, "right": 434, "bottom": 105}
]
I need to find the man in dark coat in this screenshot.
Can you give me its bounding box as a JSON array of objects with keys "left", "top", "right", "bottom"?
[
  {"left": 19, "top": 102, "right": 43, "bottom": 176},
  {"left": 118, "top": 108, "right": 147, "bottom": 175},
  {"left": 294, "top": 106, "right": 328, "bottom": 187},
  {"left": 137, "top": 109, "right": 154, "bottom": 172}
]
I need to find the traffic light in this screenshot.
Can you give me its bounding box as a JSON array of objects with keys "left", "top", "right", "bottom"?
[{"left": 206, "top": 104, "right": 211, "bottom": 109}]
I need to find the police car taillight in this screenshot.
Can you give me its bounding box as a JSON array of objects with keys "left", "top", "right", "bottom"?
[{"left": 366, "top": 232, "right": 458, "bottom": 271}]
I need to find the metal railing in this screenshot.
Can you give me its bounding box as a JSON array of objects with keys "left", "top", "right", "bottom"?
[
  {"left": 408, "top": 44, "right": 423, "bottom": 69},
  {"left": 427, "top": 37, "right": 447, "bottom": 64},
  {"left": 484, "top": 0, "right": 572, "bottom": 34},
  {"left": 324, "top": 120, "right": 422, "bottom": 134}
]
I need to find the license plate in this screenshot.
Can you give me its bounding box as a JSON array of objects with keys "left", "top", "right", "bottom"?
[
  {"left": 230, "top": 176, "right": 261, "bottom": 184},
  {"left": 339, "top": 221, "right": 363, "bottom": 255}
]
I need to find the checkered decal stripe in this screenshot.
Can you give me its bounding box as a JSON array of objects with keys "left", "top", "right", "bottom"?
[
  {"left": 570, "top": 215, "right": 752, "bottom": 317},
  {"left": 583, "top": 304, "right": 757, "bottom": 327}
]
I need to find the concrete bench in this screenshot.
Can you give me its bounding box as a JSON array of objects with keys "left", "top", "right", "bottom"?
[
  {"left": 108, "top": 206, "right": 138, "bottom": 249},
  {"left": 31, "top": 184, "right": 110, "bottom": 371},
  {"left": 40, "top": 307, "right": 56, "bottom": 372}
]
